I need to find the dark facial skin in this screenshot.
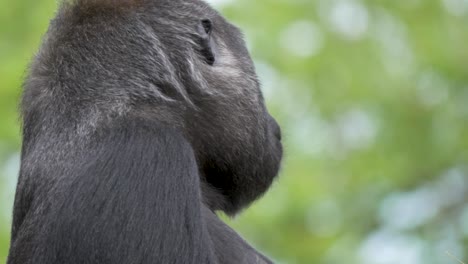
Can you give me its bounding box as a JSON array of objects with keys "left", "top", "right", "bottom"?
[{"left": 8, "top": 0, "right": 283, "bottom": 263}]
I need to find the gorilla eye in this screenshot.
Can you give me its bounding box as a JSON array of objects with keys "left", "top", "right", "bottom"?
[
  {"left": 201, "top": 19, "right": 212, "bottom": 34},
  {"left": 198, "top": 19, "right": 216, "bottom": 66}
]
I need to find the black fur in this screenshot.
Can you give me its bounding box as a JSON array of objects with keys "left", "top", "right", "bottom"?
[{"left": 8, "top": 0, "right": 283, "bottom": 263}]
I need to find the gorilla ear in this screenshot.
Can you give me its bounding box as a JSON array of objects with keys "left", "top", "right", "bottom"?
[{"left": 197, "top": 19, "right": 216, "bottom": 66}]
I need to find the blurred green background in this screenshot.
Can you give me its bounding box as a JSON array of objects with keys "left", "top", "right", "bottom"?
[{"left": 1, "top": 0, "right": 468, "bottom": 263}]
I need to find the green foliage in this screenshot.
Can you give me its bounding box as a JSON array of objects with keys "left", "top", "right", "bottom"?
[{"left": 0, "top": 0, "right": 467, "bottom": 263}]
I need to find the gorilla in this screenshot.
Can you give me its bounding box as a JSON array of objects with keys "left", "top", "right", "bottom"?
[{"left": 7, "top": 0, "right": 283, "bottom": 263}]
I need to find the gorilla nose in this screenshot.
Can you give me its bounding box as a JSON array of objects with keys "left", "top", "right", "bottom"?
[{"left": 268, "top": 115, "right": 282, "bottom": 141}]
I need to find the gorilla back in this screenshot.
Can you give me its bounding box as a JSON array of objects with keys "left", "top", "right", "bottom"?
[{"left": 8, "top": 0, "right": 283, "bottom": 263}]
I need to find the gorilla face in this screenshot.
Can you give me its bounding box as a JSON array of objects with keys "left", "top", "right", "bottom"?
[{"left": 179, "top": 3, "right": 284, "bottom": 214}]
